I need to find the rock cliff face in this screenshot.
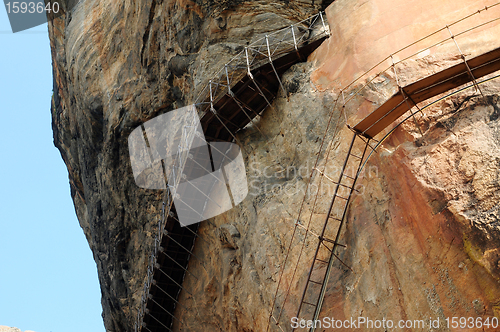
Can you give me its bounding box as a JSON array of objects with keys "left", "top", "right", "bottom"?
[{"left": 49, "top": 0, "right": 500, "bottom": 331}]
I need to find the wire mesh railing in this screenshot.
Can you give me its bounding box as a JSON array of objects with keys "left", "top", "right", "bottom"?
[
  {"left": 135, "top": 110, "right": 199, "bottom": 332},
  {"left": 194, "top": 12, "right": 330, "bottom": 115}
]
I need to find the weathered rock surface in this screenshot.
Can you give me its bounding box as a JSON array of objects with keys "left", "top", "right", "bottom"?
[
  {"left": 48, "top": 0, "right": 500, "bottom": 331},
  {"left": 48, "top": 1, "right": 328, "bottom": 330}
]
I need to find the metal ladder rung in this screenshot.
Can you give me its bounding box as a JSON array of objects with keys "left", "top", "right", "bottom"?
[
  {"left": 349, "top": 153, "right": 363, "bottom": 160},
  {"left": 315, "top": 258, "right": 329, "bottom": 264},
  {"left": 328, "top": 216, "right": 342, "bottom": 222},
  {"left": 336, "top": 194, "right": 349, "bottom": 200},
  {"left": 309, "top": 279, "right": 322, "bottom": 285},
  {"left": 335, "top": 181, "right": 359, "bottom": 193},
  {"left": 320, "top": 237, "right": 346, "bottom": 247},
  {"left": 342, "top": 174, "right": 356, "bottom": 180},
  {"left": 315, "top": 167, "right": 360, "bottom": 193},
  {"left": 302, "top": 301, "right": 317, "bottom": 307}
]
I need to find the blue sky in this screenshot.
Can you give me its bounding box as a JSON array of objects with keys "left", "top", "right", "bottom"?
[{"left": 0, "top": 9, "right": 106, "bottom": 332}]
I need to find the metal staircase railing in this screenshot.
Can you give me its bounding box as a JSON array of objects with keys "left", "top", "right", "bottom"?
[{"left": 293, "top": 132, "right": 371, "bottom": 332}]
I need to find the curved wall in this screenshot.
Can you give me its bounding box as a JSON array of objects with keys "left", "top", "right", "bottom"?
[{"left": 312, "top": 0, "right": 500, "bottom": 90}]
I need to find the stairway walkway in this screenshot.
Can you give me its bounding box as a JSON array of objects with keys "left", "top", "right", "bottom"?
[{"left": 135, "top": 12, "right": 330, "bottom": 332}]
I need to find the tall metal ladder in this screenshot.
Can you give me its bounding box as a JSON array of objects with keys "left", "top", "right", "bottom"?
[{"left": 294, "top": 131, "right": 371, "bottom": 331}]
